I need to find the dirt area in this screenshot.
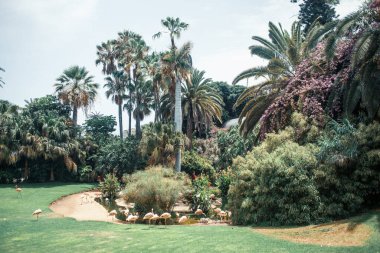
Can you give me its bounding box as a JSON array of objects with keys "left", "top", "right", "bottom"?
[
  {"left": 49, "top": 191, "right": 121, "bottom": 223},
  {"left": 253, "top": 220, "right": 372, "bottom": 247}
]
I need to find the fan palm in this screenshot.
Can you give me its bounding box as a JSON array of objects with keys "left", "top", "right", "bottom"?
[
  {"left": 104, "top": 71, "right": 128, "bottom": 139},
  {"left": 182, "top": 69, "right": 223, "bottom": 147},
  {"left": 325, "top": 2, "right": 380, "bottom": 119},
  {"left": 153, "top": 17, "right": 189, "bottom": 50},
  {"left": 133, "top": 79, "right": 154, "bottom": 139},
  {"left": 54, "top": 66, "right": 99, "bottom": 126},
  {"left": 95, "top": 40, "right": 118, "bottom": 75},
  {"left": 233, "top": 20, "right": 335, "bottom": 136}
]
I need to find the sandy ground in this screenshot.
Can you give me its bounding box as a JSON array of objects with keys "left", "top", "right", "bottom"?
[
  {"left": 49, "top": 191, "right": 119, "bottom": 223},
  {"left": 253, "top": 220, "right": 372, "bottom": 247}
]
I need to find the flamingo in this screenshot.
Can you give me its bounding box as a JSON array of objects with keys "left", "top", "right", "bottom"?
[
  {"left": 195, "top": 209, "right": 205, "bottom": 217},
  {"left": 32, "top": 209, "right": 42, "bottom": 220},
  {"left": 150, "top": 214, "right": 160, "bottom": 225},
  {"left": 15, "top": 185, "right": 22, "bottom": 198},
  {"left": 178, "top": 215, "right": 188, "bottom": 224},
  {"left": 109, "top": 210, "right": 117, "bottom": 221},
  {"left": 218, "top": 211, "right": 227, "bottom": 222},
  {"left": 127, "top": 213, "right": 139, "bottom": 224},
  {"left": 143, "top": 209, "right": 154, "bottom": 225},
  {"left": 160, "top": 212, "right": 171, "bottom": 226}
]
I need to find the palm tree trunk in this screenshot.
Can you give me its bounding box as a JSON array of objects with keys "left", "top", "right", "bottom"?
[
  {"left": 72, "top": 105, "right": 78, "bottom": 126},
  {"left": 136, "top": 99, "right": 141, "bottom": 139},
  {"left": 174, "top": 73, "right": 182, "bottom": 172},
  {"left": 128, "top": 109, "right": 132, "bottom": 137},
  {"left": 187, "top": 105, "right": 193, "bottom": 149},
  {"left": 50, "top": 167, "right": 55, "bottom": 181},
  {"left": 154, "top": 81, "right": 160, "bottom": 123},
  {"left": 24, "top": 159, "right": 29, "bottom": 179},
  {"left": 118, "top": 102, "right": 123, "bottom": 139}
]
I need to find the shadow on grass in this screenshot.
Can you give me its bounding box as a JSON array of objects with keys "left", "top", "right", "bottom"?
[{"left": 347, "top": 210, "right": 380, "bottom": 231}]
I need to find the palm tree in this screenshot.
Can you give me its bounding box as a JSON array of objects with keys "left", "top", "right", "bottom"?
[
  {"left": 146, "top": 52, "right": 165, "bottom": 122},
  {"left": 95, "top": 40, "right": 118, "bottom": 75},
  {"left": 153, "top": 17, "right": 189, "bottom": 50},
  {"left": 54, "top": 66, "right": 99, "bottom": 126},
  {"left": 161, "top": 43, "right": 192, "bottom": 172},
  {"left": 233, "top": 20, "right": 334, "bottom": 135},
  {"left": 116, "top": 31, "right": 149, "bottom": 138},
  {"left": 182, "top": 69, "right": 223, "bottom": 147},
  {"left": 104, "top": 71, "right": 128, "bottom": 139},
  {"left": 154, "top": 17, "right": 190, "bottom": 172},
  {"left": 133, "top": 79, "right": 154, "bottom": 139},
  {"left": 325, "top": 2, "right": 380, "bottom": 119}
]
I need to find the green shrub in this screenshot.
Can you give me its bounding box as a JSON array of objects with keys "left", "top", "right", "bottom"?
[
  {"left": 99, "top": 173, "right": 120, "bottom": 200},
  {"left": 94, "top": 137, "right": 145, "bottom": 177},
  {"left": 181, "top": 151, "right": 216, "bottom": 183},
  {"left": 216, "top": 169, "right": 232, "bottom": 206},
  {"left": 122, "top": 166, "right": 190, "bottom": 214},
  {"left": 186, "top": 176, "right": 212, "bottom": 214}
]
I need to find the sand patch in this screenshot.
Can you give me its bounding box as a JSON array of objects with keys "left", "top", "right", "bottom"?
[
  {"left": 49, "top": 191, "right": 120, "bottom": 223},
  {"left": 253, "top": 220, "right": 372, "bottom": 247}
]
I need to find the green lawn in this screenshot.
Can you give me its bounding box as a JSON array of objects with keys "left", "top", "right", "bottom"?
[{"left": 0, "top": 183, "right": 379, "bottom": 253}]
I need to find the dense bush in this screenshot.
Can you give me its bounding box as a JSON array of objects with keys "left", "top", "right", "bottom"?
[
  {"left": 99, "top": 173, "right": 120, "bottom": 200},
  {"left": 140, "top": 123, "right": 188, "bottom": 167},
  {"left": 216, "top": 169, "right": 232, "bottom": 206},
  {"left": 216, "top": 126, "right": 256, "bottom": 169},
  {"left": 181, "top": 151, "right": 216, "bottom": 183},
  {"left": 188, "top": 176, "right": 212, "bottom": 213},
  {"left": 228, "top": 114, "right": 380, "bottom": 226},
  {"left": 94, "top": 137, "right": 145, "bottom": 177},
  {"left": 122, "top": 167, "right": 190, "bottom": 213},
  {"left": 228, "top": 126, "right": 321, "bottom": 225}
]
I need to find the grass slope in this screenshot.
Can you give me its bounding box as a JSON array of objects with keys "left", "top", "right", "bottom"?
[{"left": 0, "top": 183, "right": 379, "bottom": 253}]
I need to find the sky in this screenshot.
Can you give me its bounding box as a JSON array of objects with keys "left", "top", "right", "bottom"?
[{"left": 0, "top": 0, "right": 364, "bottom": 131}]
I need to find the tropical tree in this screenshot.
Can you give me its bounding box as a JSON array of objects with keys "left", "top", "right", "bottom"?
[
  {"left": 291, "top": 0, "right": 339, "bottom": 32},
  {"left": 182, "top": 69, "right": 223, "bottom": 147},
  {"left": 154, "top": 17, "right": 190, "bottom": 172},
  {"left": 83, "top": 113, "right": 116, "bottom": 141},
  {"left": 325, "top": 1, "right": 380, "bottom": 119},
  {"left": 54, "top": 66, "right": 99, "bottom": 126},
  {"left": 146, "top": 52, "right": 165, "bottom": 122},
  {"left": 116, "top": 31, "right": 150, "bottom": 138},
  {"left": 233, "top": 20, "right": 334, "bottom": 135},
  {"left": 104, "top": 71, "right": 128, "bottom": 138},
  {"left": 153, "top": 17, "right": 189, "bottom": 50},
  {"left": 133, "top": 78, "right": 154, "bottom": 139},
  {"left": 95, "top": 40, "right": 118, "bottom": 75}
]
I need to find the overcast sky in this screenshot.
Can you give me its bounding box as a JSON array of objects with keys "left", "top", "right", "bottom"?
[{"left": 0, "top": 0, "right": 364, "bottom": 130}]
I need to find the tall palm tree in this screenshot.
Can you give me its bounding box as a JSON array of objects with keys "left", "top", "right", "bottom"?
[
  {"left": 104, "top": 71, "right": 128, "bottom": 139},
  {"left": 325, "top": 2, "right": 380, "bottom": 119},
  {"left": 153, "top": 17, "right": 189, "bottom": 50},
  {"left": 116, "top": 31, "right": 149, "bottom": 138},
  {"left": 95, "top": 40, "right": 118, "bottom": 75},
  {"left": 233, "top": 20, "right": 334, "bottom": 135},
  {"left": 146, "top": 52, "right": 165, "bottom": 122},
  {"left": 182, "top": 69, "right": 223, "bottom": 147},
  {"left": 54, "top": 66, "right": 99, "bottom": 126},
  {"left": 154, "top": 17, "right": 190, "bottom": 172},
  {"left": 133, "top": 79, "right": 154, "bottom": 139}
]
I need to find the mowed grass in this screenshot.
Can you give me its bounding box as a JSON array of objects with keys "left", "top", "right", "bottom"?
[{"left": 0, "top": 183, "right": 379, "bottom": 253}]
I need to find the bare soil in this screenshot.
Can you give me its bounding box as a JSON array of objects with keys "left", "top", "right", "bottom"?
[
  {"left": 49, "top": 191, "right": 121, "bottom": 223},
  {"left": 253, "top": 220, "right": 372, "bottom": 247}
]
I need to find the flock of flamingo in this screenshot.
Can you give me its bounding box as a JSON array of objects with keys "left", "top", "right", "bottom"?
[{"left": 14, "top": 185, "right": 231, "bottom": 224}]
